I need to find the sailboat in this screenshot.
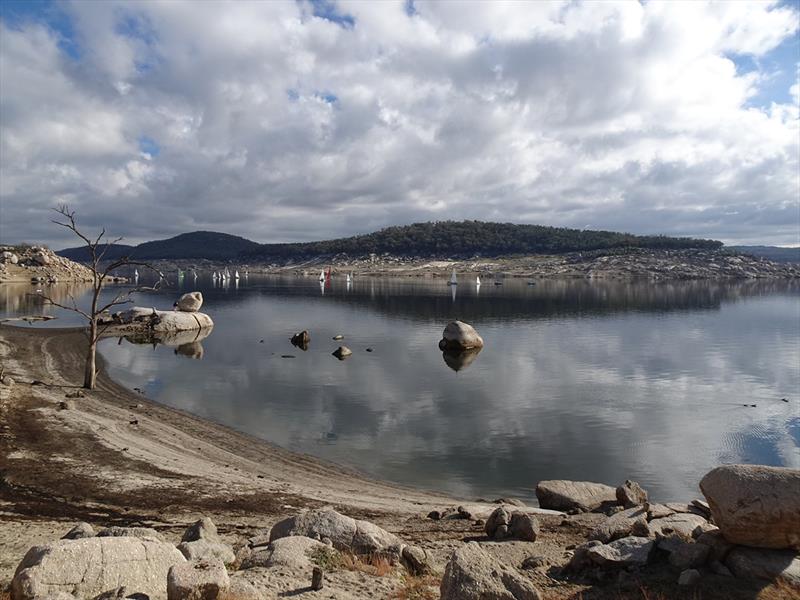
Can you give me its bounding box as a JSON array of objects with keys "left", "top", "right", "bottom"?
[
  {"left": 447, "top": 268, "right": 457, "bottom": 286},
  {"left": 476, "top": 275, "right": 481, "bottom": 286},
  {"left": 134, "top": 268, "right": 139, "bottom": 282},
  {"left": 234, "top": 270, "right": 240, "bottom": 280},
  {"left": 318, "top": 269, "right": 325, "bottom": 282},
  {"left": 346, "top": 272, "right": 351, "bottom": 284}
]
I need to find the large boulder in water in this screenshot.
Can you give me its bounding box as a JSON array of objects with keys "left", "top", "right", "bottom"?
[
  {"left": 12, "top": 537, "right": 185, "bottom": 600},
  {"left": 174, "top": 292, "right": 203, "bottom": 312},
  {"left": 700, "top": 465, "right": 800, "bottom": 549},
  {"left": 114, "top": 307, "right": 213, "bottom": 333},
  {"left": 440, "top": 542, "right": 541, "bottom": 600},
  {"left": 439, "top": 321, "right": 484, "bottom": 351},
  {"left": 536, "top": 480, "right": 617, "bottom": 512}
]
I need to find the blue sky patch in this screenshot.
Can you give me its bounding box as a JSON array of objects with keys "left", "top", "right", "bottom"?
[
  {"left": 308, "top": 0, "right": 355, "bottom": 29},
  {"left": 0, "top": 0, "right": 80, "bottom": 59},
  {"left": 138, "top": 136, "right": 160, "bottom": 157}
]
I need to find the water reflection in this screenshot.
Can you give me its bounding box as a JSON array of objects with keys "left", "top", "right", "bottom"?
[
  {"left": 112, "top": 326, "right": 213, "bottom": 360},
  {"left": 442, "top": 347, "right": 482, "bottom": 372},
  {"left": 1, "top": 277, "right": 798, "bottom": 502}
]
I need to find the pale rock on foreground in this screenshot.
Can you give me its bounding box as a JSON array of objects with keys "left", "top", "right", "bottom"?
[
  {"left": 177, "top": 518, "right": 236, "bottom": 566},
  {"left": 700, "top": 464, "right": 800, "bottom": 549},
  {"left": 167, "top": 558, "right": 229, "bottom": 600},
  {"left": 440, "top": 542, "right": 541, "bottom": 600},
  {"left": 269, "top": 508, "right": 402, "bottom": 554},
  {"left": 535, "top": 480, "right": 617, "bottom": 512},
  {"left": 12, "top": 537, "right": 185, "bottom": 600},
  {"left": 242, "top": 536, "right": 328, "bottom": 570}
]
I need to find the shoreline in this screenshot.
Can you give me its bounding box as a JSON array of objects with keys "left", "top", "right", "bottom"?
[{"left": 1, "top": 325, "right": 797, "bottom": 598}]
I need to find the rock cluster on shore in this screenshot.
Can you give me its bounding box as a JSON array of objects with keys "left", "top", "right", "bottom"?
[
  {"left": 0, "top": 246, "right": 96, "bottom": 284},
  {"left": 9, "top": 465, "right": 798, "bottom": 600}
]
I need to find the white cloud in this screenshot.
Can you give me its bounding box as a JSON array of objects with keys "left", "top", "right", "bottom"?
[{"left": 0, "top": 0, "right": 798, "bottom": 247}]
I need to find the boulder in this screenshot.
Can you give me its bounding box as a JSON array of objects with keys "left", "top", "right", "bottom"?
[
  {"left": 485, "top": 507, "right": 512, "bottom": 540},
  {"left": 177, "top": 540, "right": 236, "bottom": 566},
  {"left": 96, "top": 526, "right": 165, "bottom": 542},
  {"left": 1, "top": 251, "right": 19, "bottom": 264},
  {"left": 223, "top": 579, "right": 261, "bottom": 600},
  {"left": 589, "top": 506, "right": 649, "bottom": 543},
  {"left": 565, "top": 540, "right": 604, "bottom": 571},
  {"left": 268, "top": 508, "right": 401, "bottom": 554},
  {"left": 167, "top": 559, "right": 229, "bottom": 600},
  {"left": 174, "top": 292, "right": 203, "bottom": 313},
  {"left": 536, "top": 480, "right": 617, "bottom": 513},
  {"left": 678, "top": 569, "right": 701, "bottom": 586},
  {"left": 700, "top": 464, "right": 800, "bottom": 549},
  {"left": 696, "top": 529, "right": 734, "bottom": 563},
  {"left": 32, "top": 252, "right": 50, "bottom": 266},
  {"left": 439, "top": 321, "right": 484, "bottom": 351},
  {"left": 331, "top": 346, "right": 352, "bottom": 360},
  {"left": 616, "top": 480, "right": 648, "bottom": 508},
  {"left": 181, "top": 517, "right": 219, "bottom": 543},
  {"left": 440, "top": 543, "right": 541, "bottom": 600},
  {"left": 586, "top": 537, "right": 655, "bottom": 568},
  {"left": 290, "top": 330, "right": 310, "bottom": 349},
  {"left": 114, "top": 307, "right": 213, "bottom": 333},
  {"left": 241, "top": 536, "right": 327, "bottom": 570},
  {"left": 401, "top": 545, "right": 431, "bottom": 575},
  {"left": 12, "top": 537, "right": 185, "bottom": 600},
  {"left": 62, "top": 522, "right": 94, "bottom": 540},
  {"left": 725, "top": 547, "right": 800, "bottom": 586},
  {"left": 668, "top": 541, "right": 710, "bottom": 570},
  {"left": 509, "top": 513, "right": 539, "bottom": 542},
  {"left": 647, "top": 513, "right": 709, "bottom": 538}
]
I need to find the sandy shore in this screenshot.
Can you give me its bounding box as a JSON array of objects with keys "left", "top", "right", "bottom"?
[{"left": 1, "top": 325, "right": 795, "bottom": 599}]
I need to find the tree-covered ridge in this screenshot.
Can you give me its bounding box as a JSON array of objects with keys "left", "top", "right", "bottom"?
[
  {"left": 59, "top": 231, "right": 259, "bottom": 261},
  {"left": 245, "top": 221, "right": 723, "bottom": 261}
]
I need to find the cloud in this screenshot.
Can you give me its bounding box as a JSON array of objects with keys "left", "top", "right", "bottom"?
[{"left": 0, "top": 0, "right": 798, "bottom": 247}]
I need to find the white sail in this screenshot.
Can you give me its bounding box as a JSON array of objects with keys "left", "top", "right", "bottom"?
[
  {"left": 449, "top": 268, "right": 457, "bottom": 285},
  {"left": 476, "top": 275, "right": 481, "bottom": 286},
  {"left": 234, "top": 270, "right": 240, "bottom": 279},
  {"left": 319, "top": 270, "right": 325, "bottom": 282},
  {"left": 346, "top": 273, "right": 351, "bottom": 283}
]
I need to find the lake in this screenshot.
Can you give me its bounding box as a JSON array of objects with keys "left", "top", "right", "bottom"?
[{"left": 2, "top": 275, "right": 798, "bottom": 503}]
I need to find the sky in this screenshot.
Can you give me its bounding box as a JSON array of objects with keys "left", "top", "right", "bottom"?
[{"left": 0, "top": 0, "right": 798, "bottom": 249}]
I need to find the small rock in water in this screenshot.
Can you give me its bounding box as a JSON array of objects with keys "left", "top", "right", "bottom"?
[
  {"left": 332, "top": 346, "right": 352, "bottom": 360},
  {"left": 365, "top": 347, "right": 374, "bottom": 352},
  {"left": 332, "top": 334, "right": 344, "bottom": 340},
  {"left": 280, "top": 355, "right": 296, "bottom": 359}
]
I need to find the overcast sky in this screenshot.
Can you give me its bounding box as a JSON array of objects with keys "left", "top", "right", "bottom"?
[{"left": 1, "top": 0, "right": 798, "bottom": 248}]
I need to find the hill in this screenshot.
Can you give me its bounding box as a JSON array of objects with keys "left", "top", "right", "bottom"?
[
  {"left": 58, "top": 231, "right": 260, "bottom": 262},
  {"left": 728, "top": 245, "right": 800, "bottom": 264},
  {"left": 244, "top": 220, "right": 723, "bottom": 262}
]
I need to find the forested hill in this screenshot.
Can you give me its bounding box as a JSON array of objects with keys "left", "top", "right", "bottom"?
[
  {"left": 59, "top": 231, "right": 259, "bottom": 261},
  {"left": 244, "top": 221, "right": 723, "bottom": 261}
]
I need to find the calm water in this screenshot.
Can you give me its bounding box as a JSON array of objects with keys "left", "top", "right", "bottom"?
[{"left": 2, "top": 276, "right": 798, "bottom": 502}]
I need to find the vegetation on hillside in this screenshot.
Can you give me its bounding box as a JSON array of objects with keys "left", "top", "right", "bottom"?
[
  {"left": 59, "top": 231, "right": 259, "bottom": 261},
  {"left": 728, "top": 245, "right": 800, "bottom": 264},
  {"left": 245, "top": 220, "right": 723, "bottom": 261}
]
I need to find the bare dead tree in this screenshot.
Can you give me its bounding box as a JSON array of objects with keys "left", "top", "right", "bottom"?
[{"left": 39, "top": 206, "right": 163, "bottom": 389}]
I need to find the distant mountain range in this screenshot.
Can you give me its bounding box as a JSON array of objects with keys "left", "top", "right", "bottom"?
[
  {"left": 56, "top": 221, "right": 796, "bottom": 264},
  {"left": 728, "top": 246, "right": 800, "bottom": 264},
  {"left": 58, "top": 231, "right": 259, "bottom": 262}
]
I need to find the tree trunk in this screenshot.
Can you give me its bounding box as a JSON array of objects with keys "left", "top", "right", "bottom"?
[{"left": 84, "top": 320, "right": 97, "bottom": 389}]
